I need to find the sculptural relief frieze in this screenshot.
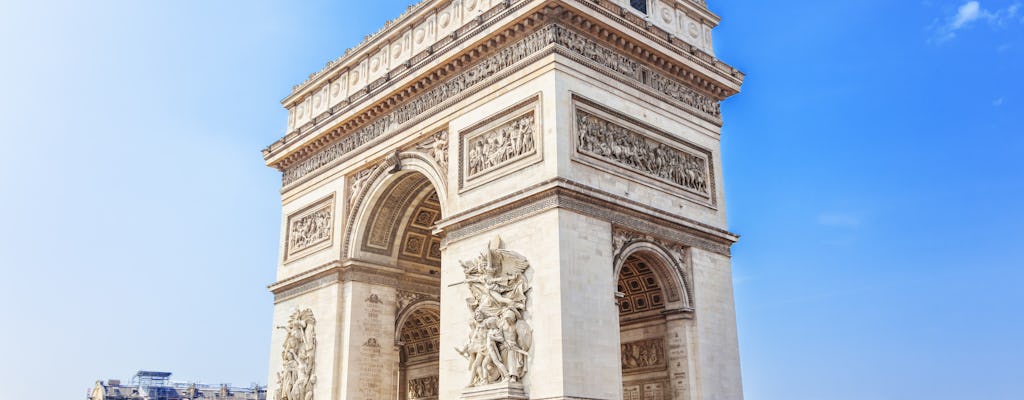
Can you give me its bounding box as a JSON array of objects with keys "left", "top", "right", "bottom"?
[
  {"left": 456, "top": 237, "right": 533, "bottom": 387},
  {"left": 286, "top": 196, "right": 335, "bottom": 261},
  {"left": 465, "top": 112, "right": 537, "bottom": 180},
  {"left": 621, "top": 338, "right": 666, "bottom": 371},
  {"left": 277, "top": 23, "right": 723, "bottom": 187},
  {"left": 408, "top": 375, "right": 439, "bottom": 400},
  {"left": 576, "top": 107, "right": 710, "bottom": 196},
  {"left": 275, "top": 309, "right": 317, "bottom": 400}
]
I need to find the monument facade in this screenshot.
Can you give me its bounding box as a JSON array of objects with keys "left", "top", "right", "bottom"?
[{"left": 262, "top": 1, "right": 745, "bottom": 399}]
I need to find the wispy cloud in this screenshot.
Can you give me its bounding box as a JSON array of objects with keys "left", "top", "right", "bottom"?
[
  {"left": 933, "top": 1, "right": 1023, "bottom": 42},
  {"left": 816, "top": 213, "right": 863, "bottom": 229},
  {"left": 993, "top": 97, "right": 1005, "bottom": 106}
]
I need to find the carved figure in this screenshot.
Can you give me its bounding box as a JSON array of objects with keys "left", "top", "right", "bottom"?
[
  {"left": 620, "top": 338, "right": 665, "bottom": 371},
  {"left": 288, "top": 206, "right": 333, "bottom": 254},
  {"left": 348, "top": 169, "right": 374, "bottom": 210},
  {"left": 577, "top": 110, "right": 710, "bottom": 195},
  {"left": 408, "top": 375, "right": 439, "bottom": 399},
  {"left": 276, "top": 309, "right": 317, "bottom": 400},
  {"left": 466, "top": 113, "right": 536, "bottom": 177},
  {"left": 417, "top": 130, "right": 449, "bottom": 173},
  {"left": 456, "top": 237, "right": 533, "bottom": 387}
]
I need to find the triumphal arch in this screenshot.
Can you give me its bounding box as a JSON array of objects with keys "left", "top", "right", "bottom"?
[{"left": 262, "top": 1, "right": 745, "bottom": 399}]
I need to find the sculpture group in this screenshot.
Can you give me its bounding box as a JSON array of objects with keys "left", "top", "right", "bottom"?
[
  {"left": 456, "top": 238, "right": 533, "bottom": 387},
  {"left": 276, "top": 309, "right": 317, "bottom": 400}
]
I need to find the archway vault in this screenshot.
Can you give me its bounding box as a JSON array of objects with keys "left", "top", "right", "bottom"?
[
  {"left": 614, "top": 239, "right": 693, "bottom": 312},
  {"left": 344, "top": 151, "right": 449, "bottom": 274}
]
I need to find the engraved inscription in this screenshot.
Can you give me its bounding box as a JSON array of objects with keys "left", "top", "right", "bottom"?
[
  {"left": 643, "top": 382, "right": 665, "bottom": 400},
  {"left": 577, "top": 109, "right": 710, "bottom": 195},
  {"left": 624, "top": 385, "right": 641, "bottom": 400}
]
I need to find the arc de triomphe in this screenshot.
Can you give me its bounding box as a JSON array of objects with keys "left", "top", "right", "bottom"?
[{"left": 262, "top": 1, "right": 745, "bottom": 399}]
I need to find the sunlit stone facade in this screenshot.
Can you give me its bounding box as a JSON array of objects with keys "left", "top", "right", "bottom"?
[{"left": 262, "top": 1, "right": 744, "bottom": 399}]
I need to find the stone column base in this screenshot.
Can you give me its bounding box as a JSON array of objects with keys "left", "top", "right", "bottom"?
[{"left": 460, "top": 382, "right": 528, "bottom": 400}]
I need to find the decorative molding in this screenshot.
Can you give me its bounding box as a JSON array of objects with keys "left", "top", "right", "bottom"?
[
  {"left": 612, "top": 227, "right": 693, "bottom": 308},
  {"left": 271, "top": 18, "right": 732, "bottom": 188},
  {"left": 285, "top": 195, "right": 335, "bottom": 262},
  {"left": 275, "top": 309, "right": 317, "bottom": 400},
  {"left": 573, "top": 97, "right": 713, "bottom": 202},
  {"left": 274, "top": 273, "right": 341, "bottom": 303},
  {"left": 396, "top": 290, "right": 437, "bottom": 315},
  {"left": 362, "top": 175, "right": 433, "bottom": 255},
  {"left": 276, "top": 22, "right": 556, "bottom": 186},
  {"left": 621, "top": 338, "right": 666, "bottom": 372},
  {"left": 440, "top": 182, "right": 733, "bottom": 256},
  {"left": 459, "top": 97, "right": 542, "bottom": 190},
  {"left": 457, "top": 237, "right": 533, "bottom": 387}
]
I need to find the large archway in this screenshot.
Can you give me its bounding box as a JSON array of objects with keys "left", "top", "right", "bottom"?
[
  {"left": 397, "top": 304, "right": 441, "bottom": 400},
  {"left": 616, "top": 249, "right": 691, "bottom": 400},
  {"left": 348, "top": 165, "right": 445, "bottom": 400}
]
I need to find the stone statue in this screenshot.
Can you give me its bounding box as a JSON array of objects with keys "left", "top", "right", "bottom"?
[
  {"left": 456, "top": 237, "right": 533, "bottom": 387},
  {"left": 276, "top": 309, "right": 317, "bottom": 400}
]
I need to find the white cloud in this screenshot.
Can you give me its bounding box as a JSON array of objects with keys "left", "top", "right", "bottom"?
[
  {"left": 934, "top": 1, "right": 1024, "bottom": 42},
  {"left": 952, "top": 1, "right": 982, "bottom": 29}
]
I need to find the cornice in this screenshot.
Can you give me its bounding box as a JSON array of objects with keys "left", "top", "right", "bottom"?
[
  {"left": 264, "top": 0, "right": 744, "bottom": 174},
  {"left": 436, "top": 177, "right": 738, "bottom": 255},
  {"left": 283, "top": 0, "right": 722, "bottom": 105}
]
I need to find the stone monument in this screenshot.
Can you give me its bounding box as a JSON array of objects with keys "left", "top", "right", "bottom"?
[{"left": 262, "top": 1, "right": 745, "bottom": 399}]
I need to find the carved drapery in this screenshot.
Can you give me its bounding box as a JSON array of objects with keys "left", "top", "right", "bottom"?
[
  {"left": 286, "top": 196, "right": 335, "bottom": 261},
  {"left": 456, "top": 237, "right": 533, "bottom": 387},
  {"left": 275, "top": 309, "right": 317, "bottom": 400}
]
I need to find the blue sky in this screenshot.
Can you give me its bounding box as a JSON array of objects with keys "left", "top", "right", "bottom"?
[{"left": 0, "top": 1, "right": 1021, "bottom": 399}]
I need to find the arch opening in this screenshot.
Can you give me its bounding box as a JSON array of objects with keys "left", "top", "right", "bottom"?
[
  {"left": 617, "top": 252, "right": 674, "bottom": 400},
  {"left": 398, "top": 306, "right": 441, "bottom": 400},
  {"left": 349, "top": 167, "right": 444, "bottom": 400}
]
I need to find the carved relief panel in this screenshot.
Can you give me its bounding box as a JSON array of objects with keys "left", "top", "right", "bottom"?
[
  {"left": 407, "top": 375, "right": 439, "bottom": 400},
  {"left": 572, "top": 95, "right": 715, "bottom": 206},
  {"left": 285, "top": 195, "right": 335, "bottom": 262},
  {"left": 459, "top": 97, "right": 542, "bottom": 191},
  {"left": 621, "top": 338, "right": 666, "bottom": 372}
]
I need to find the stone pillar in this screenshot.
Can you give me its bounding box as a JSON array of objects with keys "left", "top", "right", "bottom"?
[
  {"left": 665, "top": 313, "right": 696, "bottom": 400},
  {"left": 440, "top": 210, "right": 622, "bottom": 400},
  {"left": 690, "top": 249, "right": 743, "bottom": 400},
  {"left": 338, "top": 280, "right": 399, "bottom": 400},
  {"left": 395, "top": 344, "right": 405, "bottom": 400}
]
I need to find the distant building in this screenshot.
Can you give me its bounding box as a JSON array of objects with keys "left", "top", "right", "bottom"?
[{"left": 88, "top": 371, "right": 266, "bottom": 400}]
